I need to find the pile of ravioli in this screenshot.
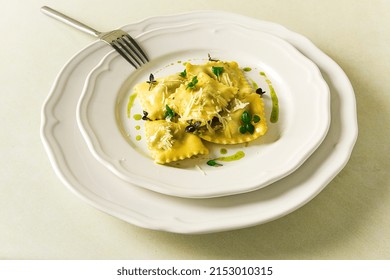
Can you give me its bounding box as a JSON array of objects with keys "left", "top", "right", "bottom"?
[{"left": 134, "top": 61, "right": 268, "bottom": 164}]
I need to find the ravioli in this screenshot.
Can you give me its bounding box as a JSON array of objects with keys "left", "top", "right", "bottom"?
[
  {"left": 167, "top": 72, "right": 237, "bottom": 125},
  {"left": 198, "top": 93, "right": 267, "bottom": 144},
  {"left": 186, "top": 61, "right": 253, "bottom": 98},
  {"left": 133, "top": 60, "right": 269, "bottom": 164},
  {"left": 134, "top": 73, "right": 184, "bottom": 120},
  {"left": 144, "top": 120, "right": 209, "bottom": 164}
]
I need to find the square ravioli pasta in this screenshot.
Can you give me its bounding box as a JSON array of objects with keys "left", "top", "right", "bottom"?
[{"left": 134, "top": 60, "right": 268, "bottom": 164}]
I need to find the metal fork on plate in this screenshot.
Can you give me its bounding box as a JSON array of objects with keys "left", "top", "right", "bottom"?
[{"left": 41, "top": 6, "right": 149, "bottom": 69}]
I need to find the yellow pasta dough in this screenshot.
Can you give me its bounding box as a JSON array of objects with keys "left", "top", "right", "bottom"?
[
  {"left": 167, "top": 72, "right": 237, "bottom": 125},
  {"left": 144, "top": 120, "right": 209, "bottom": 164},
  {"left": 134, "top": 73, "right": 184, "bottom": 120},
  {"left": 134, "top": 60, "right": 268, "bottom": 164}
]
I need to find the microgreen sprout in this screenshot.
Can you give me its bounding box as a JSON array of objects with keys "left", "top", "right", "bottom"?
[
  {"left": 179, "top": 69, "right": 187, "bottom": 78},
  {"left": 164, "top": 105, "right": 176, "bottom": 120},
  {"left": 212, "top": 66, "right": 224, "bottom": 78},
  {"left": 206, "top": 159, "right": 223, "bottom": 167},
  {"left": 147, "top": 73, "right": 157, "bottom": 91},
  {"left": 142, "top": 111, "right": 150, "bottom": 121},
  {"left": 253, "top": 115, "right": 261, "bottom": 123},
  {"left": 256, "top": 87, "right": 266, "bottom": 96},
  {"left": 186, "top": 76, "right": 198, "bottom": 89},
  {"left": 239, "top": 110, "right": 257, "bottom": 135}
]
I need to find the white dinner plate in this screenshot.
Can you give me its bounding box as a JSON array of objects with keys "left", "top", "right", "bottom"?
[
  {"left": 41, "top": 11, "right": 357, "bottom": 233},
  {"left": 77, "top": 23, "right": 330, "bottom": 198}
]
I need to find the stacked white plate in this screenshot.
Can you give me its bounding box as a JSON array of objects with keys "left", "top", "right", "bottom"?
[{"left": 41, "top": 11, "right": 357, "bottom": 234}]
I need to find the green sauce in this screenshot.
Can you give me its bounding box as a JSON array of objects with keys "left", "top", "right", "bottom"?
[
  {"left": 216, "top": 151, "right": 245, "bottom": 162},
  {"left": 243, "top": 67, "right": 252, "bottom": 72},
  {"left": 133, "top": 114, "right": 142, "bottom": 121},
  {"left": 207, "top": 151, "right": 245, "bottom": 167},
  {"left": 135, "top": 125, "right": 141, "bottom": 130},
  {"left": 135, "top": 135, "right": 142, "bottom": 141},
  {"left": 127, "top": 93, "right": 137, "bottom": 118},
  {"left": 260, "top": 72, "right": 279, "bottom": 123}
]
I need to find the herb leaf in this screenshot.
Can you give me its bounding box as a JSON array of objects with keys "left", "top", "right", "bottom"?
[
  {"left": 164, "top": 105, "right": 176, "bottom": 120},
  {"left": 186, "top": 76, "right": 198, "bottom": 89},
  {"left": 179, "top": 69, "right": 187, "bottom": 78},
  {"left": 207, "top": 159, "right": 223, "bottom": 167},
  {"left": 146, "top": 73, "right": 157, "bottom": 91},
  {"left": 241, "top": 111, "right": 251, "bottom": 124},
  {"left": 212, "top": 66, "right": 224, "bottom": 78},
  {"left": 253, "top": 115, "right": 261, "bottom": 123},
  {"left": 256, "top": 87, "right": 266, "bottom": 96}
]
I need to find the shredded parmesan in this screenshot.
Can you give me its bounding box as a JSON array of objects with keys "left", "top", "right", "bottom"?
[{"left": 231, "top": 98, "right": 249, "bottom": 112}]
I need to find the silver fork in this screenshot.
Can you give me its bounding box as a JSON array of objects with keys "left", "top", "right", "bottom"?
[{"left": 41, "top": 6, "right": 149, "bottom": 69}]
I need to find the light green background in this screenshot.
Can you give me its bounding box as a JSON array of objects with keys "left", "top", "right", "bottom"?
[{"left": 1, "top": 0, "right": 389, "bottom": 259}]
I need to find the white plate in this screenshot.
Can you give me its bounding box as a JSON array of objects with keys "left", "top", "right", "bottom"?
[
  {"left": 77, "top": 23, "right": 330, "bottom": 198},
  {"left": 41, "top": 11, "right": 357, "bottom": 233}
]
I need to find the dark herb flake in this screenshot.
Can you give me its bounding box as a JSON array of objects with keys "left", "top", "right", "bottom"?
[
  {"left": 208, "top": 53, "right": 219, "bottom": 62},
  {"left": 142, "top": 111, "right": 150, "bottom": 121},
  {"left": 146, "top": 73, "right": 157, "bottom": 91},
  {"left": 185, "top": 121, "right": 201, "bottom": 133},
  {"left": 256, "top": 87, "right": 266, "bottom": 96}
]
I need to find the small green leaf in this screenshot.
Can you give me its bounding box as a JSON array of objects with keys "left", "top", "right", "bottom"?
[
  {"left": 239, "top": 126, "right": 247, "bottom": 134},
  {"left": 207, "top": 159, "right": 223, "bottom": 167},
  {"left": 253, "top": 115, "right": 261, "bottom": 123},
  {"left": 245, "top": 123, "right": 255, "bottom": 134},
  {"left": 186, "top": 76, "right": 198, "bottom": 89},
  {"left": 179, "top": 69, "right": 187, "bottom": 78},
  {"left": 212, "top": 66, "right": 224, "bottom": 78},
  {"left": 164, "top": 105, "right": 175, "bottom": 119},
  {"left": 241, "top": 111, "right": 251, "bottom": 124}
]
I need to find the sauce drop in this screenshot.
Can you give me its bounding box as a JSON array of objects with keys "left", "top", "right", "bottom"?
[
  {"left": 220, "top": 148, "right": 228, "bottom": 154},
  {"left": 133, "top": 114, "right": 142, "bottom": 121}
]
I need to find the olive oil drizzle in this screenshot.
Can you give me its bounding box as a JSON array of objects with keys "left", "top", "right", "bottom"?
[
  {"left": 127, "top": 93, "right": 137, "bottom": 118},
  {"left": 260, "top": 72, "right": 279, "bottom": 123},
  {"left": 207, "top": 151, "right": 245, "bottom": 167}
]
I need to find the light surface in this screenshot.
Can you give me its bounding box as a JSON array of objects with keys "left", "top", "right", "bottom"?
[{"left": 1, "top": 0, "right": 389, "bottom": 259}]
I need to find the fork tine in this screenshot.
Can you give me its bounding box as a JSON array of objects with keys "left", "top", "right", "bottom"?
[
  {"left": 111, "top": 41, "right": 140, "bottom": 69},
  {"left": 117, "top": 37, "right": 145, "bottom": 66},
  {"left": 123, "top": 34, "right": 149, "bottom": 63}
]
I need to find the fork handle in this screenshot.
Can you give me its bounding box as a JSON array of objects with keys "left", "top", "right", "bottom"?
[{"left": 41, "top": 6, "right": 100, "bottom": 37}]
